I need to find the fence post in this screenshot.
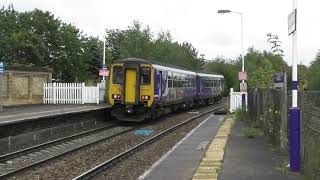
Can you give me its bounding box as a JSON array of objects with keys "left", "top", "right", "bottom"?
[
  {"left": 96, "top": 84, "right": 99, "bottom": 105},
  {"left": 43, "top": 83, "right": 46, "bottom": 104},
  {"left": 53, "top": 83, "right": 56, "bottom": 104},
  {"left": 82, "top": 83, "right": 85, "bottom": 104},
  {"left": 229, "top": 88, "right": 233, "bottom": 112}
]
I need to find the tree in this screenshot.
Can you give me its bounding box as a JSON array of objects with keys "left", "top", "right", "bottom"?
[
  {"left": 104, "top": 21, "right": 203, "bottom": 71},
  {"left": 81, "top": 36, "right": 103, "bottom": 81},
  {"left": 247, "top": 59, "right": 275, "bottom": 88},
  {"left": 244, "top": 47, "right": 287, "bottom": 88},
  {"left": 307, "top": 50, "right": 320, "bottom": 90},
  {"left": 0, "top": 5, "right": 103, "bottom": 82},
  {"left": 207, "top": 56, "right": 239, "bottom": 93}
]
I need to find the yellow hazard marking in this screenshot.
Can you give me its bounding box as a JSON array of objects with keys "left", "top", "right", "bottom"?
[
  {"left": 0, "top": 106, "right": 91, "bottom": 119},
  {"left": 192, "top": 117, "right": 234, "bottom": 180}
]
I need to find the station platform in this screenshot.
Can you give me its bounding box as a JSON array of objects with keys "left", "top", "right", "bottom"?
[
  {"left": 0, "top": 104, "right": 110, "bottom": 125},
  {"left": 138, "top": 114, "right": 225, "bottom": 180}
]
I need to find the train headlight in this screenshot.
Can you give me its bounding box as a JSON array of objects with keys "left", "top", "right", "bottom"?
[
  {"left": 141, "top": 95, "right": 150, "bottom": 100},
  {"left": 112, "top": 94, "right": 121, "bottom": 99}
]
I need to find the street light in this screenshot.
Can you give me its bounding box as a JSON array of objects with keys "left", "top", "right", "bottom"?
[
  {"left": 217, "top": 10, "right": 231, "bottom": 14},
  {"left": 217, "top": 9, "right": 246, "bottom": 108},
  {"left": 102, "top": 35, "right": 106, "bottom": 81},
  {"left": 217, "top": 9, "right": 244, "bottom": 77}
]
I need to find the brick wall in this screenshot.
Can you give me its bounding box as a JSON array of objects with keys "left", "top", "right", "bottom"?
[{"left": 1, "top": 68, "right": 52, "bottom": 106}]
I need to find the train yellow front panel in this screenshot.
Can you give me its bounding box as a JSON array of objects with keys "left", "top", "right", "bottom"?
[
  {"left": 140, "top": 64, "right": 154, "bottom": 107},
  {"left": 125, "top": 69, "right": 136, "bottom": 103}
]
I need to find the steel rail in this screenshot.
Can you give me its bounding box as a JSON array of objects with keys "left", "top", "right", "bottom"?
[
  {"left": 0, "top": 125, "right": 135, "bottom": 178},
  {"left": 72, "top": 104, "right": 226, "bottom": 180},
  {"left": 0, "top": 124, "right": 118, "bottom": 163}
]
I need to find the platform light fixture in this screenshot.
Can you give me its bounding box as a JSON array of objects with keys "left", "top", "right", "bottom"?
[{"left": 217, "top": 9, "right": 246, "bottom": 108}]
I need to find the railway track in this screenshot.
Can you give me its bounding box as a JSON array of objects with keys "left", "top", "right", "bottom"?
[
  {"left": 0, "top": 123, "right": 135, "bottom": 178},
  {"left": 72, "top": 104, "right": 227, "bottom": 180}
]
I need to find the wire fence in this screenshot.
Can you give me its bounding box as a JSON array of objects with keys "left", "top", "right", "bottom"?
[{"left": 247, "top": 88, "right": 320, "bottom": 180}]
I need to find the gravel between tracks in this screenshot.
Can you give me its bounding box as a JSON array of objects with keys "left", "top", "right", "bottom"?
[{"left": 8, "top": 102, "right": 226, "bottom": 180}]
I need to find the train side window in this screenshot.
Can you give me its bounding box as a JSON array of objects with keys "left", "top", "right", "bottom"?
[
  {"left": 168, "top": 79, "right": 173, "bottom": 88},
  {"left": 204, "top": 79, "right": 213, "bottom": 87},
  {"left": 113, "top": 66, "right": 123, "bottom": 84},
  {"left": 213, "top": 80, "right": 218, "bottom": 87},
  {"left": 191, "top": 78, "right": 195, "bottom": 87},
  {"left": 175, "top": 80, "right": 179, "bottom": 88},
  {"left": 168, "top": 72, "right": 172, "bottom": 80},
  {"left": 141, "top": 67, "right": 151, "bottom": 85}
]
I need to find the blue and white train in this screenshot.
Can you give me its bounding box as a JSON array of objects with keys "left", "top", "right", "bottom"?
[{"left": 108, "top": 58, "right": 224, "bottom": 121}]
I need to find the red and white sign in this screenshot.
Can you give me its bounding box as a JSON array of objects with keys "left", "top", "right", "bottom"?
[
  {"left": 238, "top": 71, "right": 248, "bottom": 81},
  {"left": 99, "top": 69, "right": 109, "bottom": 77}
]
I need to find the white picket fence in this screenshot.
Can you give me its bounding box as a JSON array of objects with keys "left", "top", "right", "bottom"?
[
  {"left": 43, "top": 83, "right": 99, "bottom": 105},
  {"left": 229, "top": 88, "right": 247, "bottom": 113}
]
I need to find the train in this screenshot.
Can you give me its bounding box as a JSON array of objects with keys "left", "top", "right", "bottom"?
[{"left": 108, "top": 58, "right": 225, "bottom": 122}]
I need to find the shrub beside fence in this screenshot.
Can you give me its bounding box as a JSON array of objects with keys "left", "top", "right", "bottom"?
[
  {"left": 247, "top": 88, "right": 286, "bottom": 148},
  {"left": 300, "top": 92, "right": 320, "bottom": 180},
  {"left": 247, "top": 88, "right": 320, "bottom": 180}
]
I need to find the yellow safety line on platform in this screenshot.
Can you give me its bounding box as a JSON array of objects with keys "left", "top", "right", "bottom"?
[
  {"left": 192, "top": 117, "right": 234, "bottom": 180},
  {"left": 0, "top": 106, "right": 91, "bottom": 119}
]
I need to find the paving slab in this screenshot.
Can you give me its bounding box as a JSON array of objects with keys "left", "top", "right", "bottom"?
[
  {"left": 139, "top": 114, "right": 225, "bottom": 180},
  {"left": 0, "top": 104, "right": 110, "bottom": 125},
  {"left": 219, "top": 120, "right": 303, "bottom": 180}
]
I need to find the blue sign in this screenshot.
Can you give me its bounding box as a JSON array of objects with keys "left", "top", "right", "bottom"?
[
  {"left": 102, "top": 64, "right": 108, "bottom": 70},
  {"left": 273, "top": 72, "right": 286, "bottom": 88},
  {"left": 0, "top": 62, "right": 4, "bottom": 74},
  {"left": 274, "top": 73, "right": 285, "bottom": 83}
]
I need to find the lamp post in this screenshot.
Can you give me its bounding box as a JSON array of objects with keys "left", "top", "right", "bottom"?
[
  {"left": 102, "top": 36, "right": 106, "bottom": 81},
  {"left": 218, "top": 9, "right": 246, "bottom": 108}
]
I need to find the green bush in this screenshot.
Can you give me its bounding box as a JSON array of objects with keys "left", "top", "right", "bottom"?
[
  {"left": 242, "top": 128, "right": 258, "bottom": 138},
  {"left": 234, "top": 108, "right": 249, "bottom": 121}
]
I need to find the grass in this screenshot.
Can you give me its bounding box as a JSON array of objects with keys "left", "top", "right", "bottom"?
[
  {"left": 242, "top": 127, "right": 258, "bottom": 138},
  {"left": 277, "top": 160, "right": 289, "bottom": 175},
  {"left": 234, "top": 108, "right": 249, "bottom": 122}
]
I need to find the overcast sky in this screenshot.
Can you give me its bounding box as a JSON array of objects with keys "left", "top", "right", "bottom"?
[{"left": 3, "top": 0, "right": 320, "bottom": 65}]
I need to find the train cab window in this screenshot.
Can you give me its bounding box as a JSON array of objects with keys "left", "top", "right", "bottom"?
[
  {"left": 221, "top": 80, "right": 225, "bottom": 89},
  {"left": 141, "top": 67, "right": 151, "bottom": 85},
  {"left": 113, "top": 66, "right": 123, "bottom": 84}
]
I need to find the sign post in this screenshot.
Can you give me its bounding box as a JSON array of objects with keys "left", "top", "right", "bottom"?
[
  {"left": 238, "top": 71, "right": 247, "bottom": 109},
  {"left": 0, "top": 62, "right": 4, "bottom": 112},
  {"left": 99, "top": 65, "right": 109, "bottom": 77},
  {"left": 288, "top": 0, "right": 300, "bottom": 172}
]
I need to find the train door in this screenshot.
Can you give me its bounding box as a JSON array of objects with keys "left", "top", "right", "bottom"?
[
  {"left": 159, "top": 71, "right": 163, "bottom": 101},
  {"left": 125, "top": 69, "right": 137, "bottom": 103},
  {"left": 196, "top": 76, "right": 200, "bottom": 96}
]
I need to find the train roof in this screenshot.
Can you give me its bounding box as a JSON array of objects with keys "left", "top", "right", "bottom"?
[
  {"left": 115, "top": 58, "right": 151, "bottom": 64},
  {"left": 114, "top": 57, "right": 224, "bottom": 78},
  {"left": 197, "top": 73, "right": 224, "bottom": 79},
  {"left": 152, "top": 64, "right": 197, "bottom": 75}
]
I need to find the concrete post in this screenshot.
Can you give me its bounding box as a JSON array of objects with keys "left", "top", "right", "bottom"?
[{"left": 289, "top": 0, "right": 300, "bottom": 172}]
